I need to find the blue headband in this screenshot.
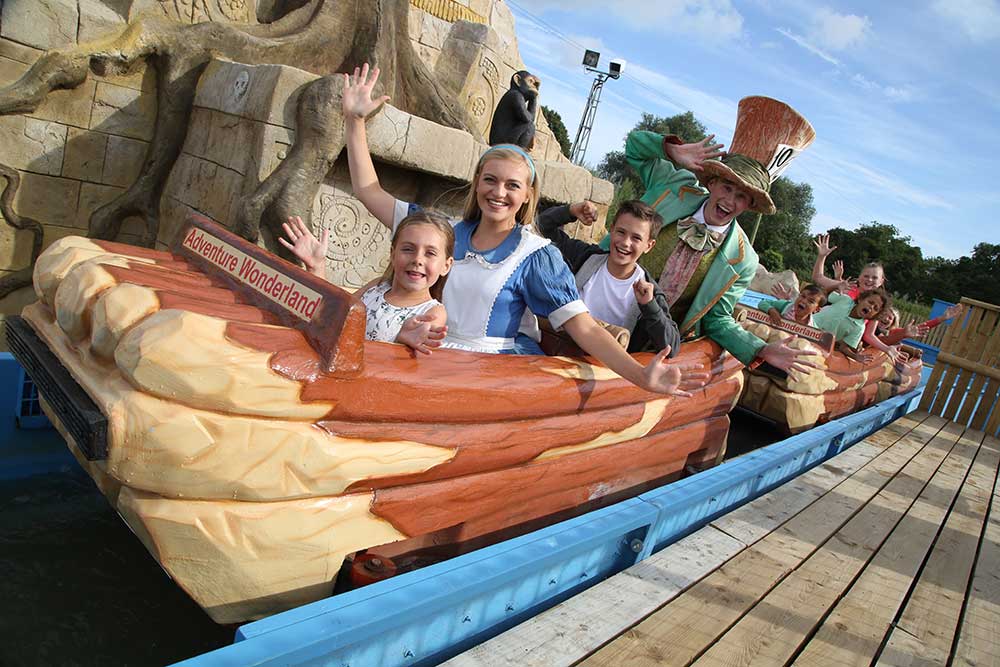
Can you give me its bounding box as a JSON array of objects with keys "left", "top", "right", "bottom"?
[{"left": 482, "top": 144, "right": 536, "bottom": 184}]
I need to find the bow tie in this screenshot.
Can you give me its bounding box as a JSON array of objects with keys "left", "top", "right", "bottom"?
[{"left": 676, "top": 217, "right": 725, "bottom": 252}]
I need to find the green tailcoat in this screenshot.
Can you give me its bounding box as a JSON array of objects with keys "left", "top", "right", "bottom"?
[{"left": 619, "top": 130, "right": 766, "bottom": 365}]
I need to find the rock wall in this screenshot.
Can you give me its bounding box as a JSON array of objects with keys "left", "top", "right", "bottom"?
[{"left": 0, "top": 0, "right": 611, "bottom": 336}]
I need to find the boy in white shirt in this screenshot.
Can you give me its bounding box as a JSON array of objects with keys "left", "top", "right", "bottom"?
[{"left": 539, "top": 200, "right": 681, "bottom": 355}]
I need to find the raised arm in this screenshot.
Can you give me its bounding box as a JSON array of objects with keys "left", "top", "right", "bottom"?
[
  {"left": 537, "top": 202, "right": 600, "bottom": 272},
  {"left": 624, "top": 131, "right": 716, "bottom": 195},
  {"left": 343, "top": 64, "right": 396, "bottom": 227},
  {"left": 811, "top": 234, "right": 849, "bottom": 292}
]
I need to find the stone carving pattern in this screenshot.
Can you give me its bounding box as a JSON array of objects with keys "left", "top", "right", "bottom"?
[
  {"left": 158, "top": 0, "right": 252, "bottom": 24},
  {"left": 316, "top": 192, "right": 390, "bottom": 290}
]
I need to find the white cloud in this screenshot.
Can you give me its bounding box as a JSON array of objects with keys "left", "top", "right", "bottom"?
[
  {"left": 522, "top": 0, "right": 744, "bottom": 40},
  {"left": 775, "top": 27, "right": 841, "bottom": 65},
  {"left": 931, "top": 0, "right": 1000, "bottom": 42},
  {"left": 813, "top": 8, "right": 871, "bottom": 50},
  {"left": 850, "top": 73, "right": 919, "bottom": 102}
]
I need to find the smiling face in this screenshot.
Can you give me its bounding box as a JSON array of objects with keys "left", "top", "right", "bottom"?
[
  {"left": 704, "top": 178, "right": 753, "bottom": 226},
  {"left": 607, "top": 213, "right": 656, "bottom": 275},
  {"left": 475, "top": 157, "right": 532, "bottom": 227},
  {"left": 792, "top": 290, "right": 825, "bottom": 323},
  {"left": 878, "top": 308, "right": 897, "bottom": 329},
  {"left": 858, "top": 265, "right": 885, "bottom": 291},
  {"left": 390, "top": 223, "right": 453, "bottom": 295},
  {"left": 851, "top": 293, "right": 885, "bottom": 320}
]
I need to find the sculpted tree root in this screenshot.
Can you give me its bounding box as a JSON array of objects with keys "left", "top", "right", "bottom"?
[
  {"left": 0, "top": 165, "right": 44, "bottom": 298},
  {"left": 0, "top": 0, "right": 477, "bottom": 251}
]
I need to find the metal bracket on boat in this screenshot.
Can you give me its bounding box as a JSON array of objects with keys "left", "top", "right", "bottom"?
[{"left": 4, "top": 316, "right": 108, "bottom": 460}]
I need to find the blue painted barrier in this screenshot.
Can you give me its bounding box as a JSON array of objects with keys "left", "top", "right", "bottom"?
[{"left": 173, "top": 384, "right": 925, "bottom": 667}]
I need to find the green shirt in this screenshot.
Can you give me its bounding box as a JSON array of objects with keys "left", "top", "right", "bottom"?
[{"left": 813, "top": 292, "right": 864, "bottom": 348}]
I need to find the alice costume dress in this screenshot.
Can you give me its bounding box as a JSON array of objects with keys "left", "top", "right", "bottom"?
[
  {"left": 359, "top": 281, "right": 441, "bottom": 343},
  {"left": 392, "top": 200, "right": 588, "bottom": 354}
]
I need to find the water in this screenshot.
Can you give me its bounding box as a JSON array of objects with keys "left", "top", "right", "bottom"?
[{"left": 0, "top": 471, "right": 232, "bottom": 667}]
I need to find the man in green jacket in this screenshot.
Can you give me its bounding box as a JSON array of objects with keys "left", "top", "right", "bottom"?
[{"left": 601, "top": 130, "right": 816, "bottom": 374}]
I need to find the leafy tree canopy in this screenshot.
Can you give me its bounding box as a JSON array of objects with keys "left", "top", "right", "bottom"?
[{"left": 540, "top": 105, "right": 571, "bottom": 159}]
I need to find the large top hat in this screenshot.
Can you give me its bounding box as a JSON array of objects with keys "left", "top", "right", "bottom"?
[{"left": 699, "top": 96, "right": 815, "bottom": 215}]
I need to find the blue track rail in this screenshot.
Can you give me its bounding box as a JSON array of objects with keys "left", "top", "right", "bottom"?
[{"left": 174, "top": 384, "right": 924, "bottom": 667}]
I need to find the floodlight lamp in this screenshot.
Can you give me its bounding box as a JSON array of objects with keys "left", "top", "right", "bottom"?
[
  {"left": 609, "top": 59, "right": 626, "bottom": 79},
  {"left": 582, "top": 49, "right": 600, "bottom": 68}
]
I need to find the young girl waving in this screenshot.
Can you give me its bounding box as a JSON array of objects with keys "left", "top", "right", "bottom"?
[
  {"left": 340, "top": 63, "right": 706, "bottom": 396},
  {"left": 281, "top": 211, "right": 453, "bottom": 355}
]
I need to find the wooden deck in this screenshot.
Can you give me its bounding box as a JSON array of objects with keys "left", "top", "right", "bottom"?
[{"left": 446, "top": 410, "right": 1000, "bottom": 666}]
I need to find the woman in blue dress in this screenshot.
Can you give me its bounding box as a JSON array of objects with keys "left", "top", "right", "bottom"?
[{"left": 330, "top": 64, "right": 703, "bottom": 395}]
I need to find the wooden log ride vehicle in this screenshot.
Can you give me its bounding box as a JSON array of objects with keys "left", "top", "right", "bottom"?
[
  {"left": 6, "top": 215, "right": 744, "bottom": 624},
  {"left": 736, "top": 306, "right": 923, "bottom": 434}
]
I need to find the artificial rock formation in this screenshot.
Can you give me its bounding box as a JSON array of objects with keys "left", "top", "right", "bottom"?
[{"left": 0, "top": 0, "right": 606, "bottom": 314}]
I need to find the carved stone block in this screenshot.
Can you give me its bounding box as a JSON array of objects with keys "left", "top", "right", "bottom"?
[
  {"left": 183, "top": 108, "right": 257, "bottom": 176},
  {"left": 13, "top": 173, "right": 81, "bottom": 228},
  {"left": 367, "top": 104, "right": 411, "bottom": 165},
  {"left": 401, "top": 115, "right": 476, "bottom": 181},
  {"left": 77, "top": 183, "right": 125, "bottom": 230},
  {"left": 0, "top": 115, "right": 67, "bottom": 176},
  {"left": 102, "top": 135, "right": 148, "bottom": 188},
  {"left": 165, "top": 154, "right": 246, "bottom": 228},
  {"left": 590, "top": 177, "right": 615, "bottom": 206},
  {"left": 313, "top": 183, "right": 391, "bottom": 291},
  {"left": 79, "top": 0, "right": 127, "bottom": 43},
  {"left": 537, "top": 161, "right": 592, "bottom": 205},
  {"left": 91, "top": 82, "right": 157, "bottom": 142},
  {"left": 0, "top": 56, "right": 97, "bottom": 128},
  {"left": 63, "top": 128, "right": 109, "bottom": 182},
  {"left": 194, "top": 59, "right": 320, "bottom": 129},
  {"left": 0, "top": 0, "right": 78, "bottom": 51}
]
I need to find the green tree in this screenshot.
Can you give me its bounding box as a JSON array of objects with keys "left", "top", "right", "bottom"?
[
  {"left": 596, "top": 111, "right": 708, "bottom": 190},
  {"left": 540, "top": 106, "right": 571, "bottom": 158},
  {"left": 824, "top": 223, "right": 925, "bottom": 297},
  {"left": 741, "top": 178, "right": 816, "bottom": 273}
]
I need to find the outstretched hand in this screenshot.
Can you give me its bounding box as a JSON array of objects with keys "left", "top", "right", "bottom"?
[
  {"left": 279, "top": 216, "right": 328, "bottom": 275},
  {"left": 813, "top": 233, "right": 837, "bottom": 258},
  {"left": 771, "top": 282, "right": 794, "bottom": 300},
  {"left": 832, "top": 259, "right": 845, "bottom": 281},
  {"left": 665, "top": 134, "right": 725, "bottom": 171},
  {"left": 884, "top": 345, "right": 904, "bottom": 364},
  {"left": 343, "top": 63, "right": 391, "bottom": 120},
  {"left": 943, "top": 303, "right": 966, "bottom": 321},
  {"left": 396, "top": 313, "right": 447, "bottom": 355},
  {"left": 758, "top": 335, "right": 822, "bottom": 380},
  {"left": 640, "top": 346, "right": 711, "bottom": 397}
]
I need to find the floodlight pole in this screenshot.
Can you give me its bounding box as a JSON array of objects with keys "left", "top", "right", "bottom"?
[{"left": 570, "top": 70, "right": 610, "bottom": 166}]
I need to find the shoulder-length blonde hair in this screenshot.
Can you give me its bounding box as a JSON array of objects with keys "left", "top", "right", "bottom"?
[
  {"left": 380, "top": 211, "right": 455, "bottom": 302},
  {"left": 461, "top": 145, "right": 540, "bottom": 227}
]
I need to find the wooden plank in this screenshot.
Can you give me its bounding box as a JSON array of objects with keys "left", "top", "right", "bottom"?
[
  {"left": 443, "top": 414, "right": 933, "bottom": 667},
  {"left": 793, "top": 426, "right": 986, "bottom": 666},
  {"left": 953, "top": 435, "right": 1000, "bottom": 667},
  {"left": 984, "top": 389, "right": 1000, "bottom": 438},
  {"left": 956, "top": 321, "right": 1000, "bottom": 425},
  {"left": 942, "top": 311, "right": 998, "bottom": 420},
  {"left": 875, "top": 432, "right": 1000, "bottom": 666},
  {"left": 579, "top": 416, "right": 949, "bottom": 667},
  {"left": 931, "top": 307, "right": 986, "bottom": 416},
  {"left": 682, "top": 421, "right": 964, "bottom": 667}
]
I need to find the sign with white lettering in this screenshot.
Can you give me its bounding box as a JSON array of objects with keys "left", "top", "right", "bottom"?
[
  {"left": 742, "top": 307, "right": 835, "bottom": 353},
  {"left": 181, "top": 227, "right": 322, "bottom": 322}
]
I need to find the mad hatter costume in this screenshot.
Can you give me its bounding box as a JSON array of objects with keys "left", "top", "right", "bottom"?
[{"left": 602, "top": 96, "right": 815, "bottom": 365}]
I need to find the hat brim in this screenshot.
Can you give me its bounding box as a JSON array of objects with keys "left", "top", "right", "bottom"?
[{"left": 699, "top": 161, "right": 776, "bottom": 215}]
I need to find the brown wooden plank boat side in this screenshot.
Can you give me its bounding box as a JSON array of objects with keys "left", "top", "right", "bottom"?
[
  {"left": 338, "top": 373, "right": 742, "bottom": 492},
  {"left": 368, "top": 416, "right": 730, "bottom": 543},
  {"left": 794, "top": 425, "right": 984, "bottom": 667},
  {"left": 580, "top": 415, "right": 950, "bottom": 667},
  {"left": 91, "top": 239, "right": 189, "bottom": 264},
  {"left": 102, "top": 264, "right": 244, "bottom": 303},
  {"left": 876, "top": 432, "right": 1000, "bottom": 666},
  {"left": 221, "top": 319, "right": 744, "bottom": 423}
]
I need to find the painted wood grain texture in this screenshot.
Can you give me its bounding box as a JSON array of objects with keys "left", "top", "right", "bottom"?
[
  {"left": 579, "top": 415, "right": 949, "bottom": 667},
  {"left": 792, "top": 425, "right": 985, "bottom": 666},
  {"left": 876, "top": 433, "right": 1000, "bottom": 666},
  {"left": 682, "top": 421, "right": 963, "bottom": 667}
]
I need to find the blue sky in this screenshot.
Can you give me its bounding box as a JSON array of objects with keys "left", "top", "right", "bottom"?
[{"left": 508, "top": 0, "right": 1000, "bottom": 259}]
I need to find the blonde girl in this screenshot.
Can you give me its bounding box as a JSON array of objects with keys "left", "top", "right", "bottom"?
[
  {"left": 339, "top": 63, "right": 708, "bottom": 396},
  {"left": 281, "top": 211, "right": 453, "bottom": 354}
]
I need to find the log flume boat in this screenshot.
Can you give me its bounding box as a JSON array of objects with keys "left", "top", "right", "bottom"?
[
  {"left": 6, "top": 215, "right": 744, "bottom": 623},
  {"left": 736, "top": 306, "right": 923, "bottom": 433}
]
